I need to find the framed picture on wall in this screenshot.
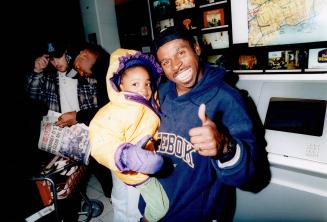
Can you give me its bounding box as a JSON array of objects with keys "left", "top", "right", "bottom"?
[
  {"left": 152, "top": 0, "right": 174, "bottom": 18},
  {"left": 232, "top": 44, "right": 265, "bottom": 73},
  {"left": 207, "top": 53, "right": 231, "bottom": 69},
  {"left": 267, "top": 50, "right": 301, "bottom": 71},
  {"left": 182, "top": 18, "right": 197, "bottom": 30},
  {"left": 308, "top": 48, "right": 327, "bottom": 69},
  {"left": 155, "top": 18, "right": 174, "bottom": 33},
  {"left": 202, "top": 31, "right": 229, "bottom": 50},
  {"left": 174, "top": 8, "right": 199, "bottom": 31},
  {"left": 175, "top": 0, "right": 195, "bottom": 11},
  {"left": 203, "top": 8, "right": 224, "bottom": 28},
  {"left": 238, "top": 54, "right": 258, "bottom": 70}
]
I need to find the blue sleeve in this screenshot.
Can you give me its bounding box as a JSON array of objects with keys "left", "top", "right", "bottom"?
[{"left": 211, "top": 84, "right": 259, "bottom": 187}]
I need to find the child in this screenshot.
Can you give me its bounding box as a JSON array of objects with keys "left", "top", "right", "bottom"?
[{"left": 89, "top": 49, "right": 169, "bottom": 222}]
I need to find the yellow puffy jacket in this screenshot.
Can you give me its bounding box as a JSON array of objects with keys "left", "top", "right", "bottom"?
[{"left": 89, "top": 48, "right": 161, "bottom": 185}]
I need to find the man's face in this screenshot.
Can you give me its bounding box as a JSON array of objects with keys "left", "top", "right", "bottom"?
[
  {"left": 74, "top": 49, "right": 97, "bottom": 77},
  {"left": 156, "top": 39, "right": 202, "bottom": 96},
  {"left": 50, "top": 54, "right": 69, "bottom": 73}
]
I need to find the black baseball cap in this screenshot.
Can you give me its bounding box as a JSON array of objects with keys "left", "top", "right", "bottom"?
[
  {"left": 152, "top": 26, "right": 195, "bottom": 54},
  {"left": 47, "top": 40, "right": 68, "bottom": 58}
]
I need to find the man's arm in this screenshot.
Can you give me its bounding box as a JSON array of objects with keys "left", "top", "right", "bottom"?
[
  {"left": 76, "top": 109, "right": 99, "bottom": 126},
  {"left": 25, "top": 54, "right": 50, "bottom": 100},
  {"left": 189, "top": 102, "right": 260, "bottom": 188}
]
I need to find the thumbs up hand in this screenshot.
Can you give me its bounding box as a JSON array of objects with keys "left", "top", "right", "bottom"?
[{"left": 189, "top": 104, "right": 225, "bottom": 156}]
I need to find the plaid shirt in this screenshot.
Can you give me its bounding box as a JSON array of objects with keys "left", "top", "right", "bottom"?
[{"left": 25, "top": 70, "right": 98, "bottom": 113}]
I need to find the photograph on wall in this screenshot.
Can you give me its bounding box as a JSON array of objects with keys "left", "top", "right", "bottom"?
[
  {"left": 153, "top": 0, "right": 174, "bottom": 18},
  {"left": 203, "top": 8, "right": 224, "bottom": 28},
  {"left": 248, "top": 0, "right": 327, "bottom": 47},
  {"left": 175, "top": 9, "right": 199, "bottom": 31},
  {"left": 308, "top": 48, "right": 327, "bottom": 69},
  {"left": 232, "top": 45, "right": 266, "bottom": 72},
  {"left": 155, "top": 18, "right": 174, "bottom": 33},
  {"left": 182, "top": 18, "right": 196, "bottom": 30},
  {"left": 202, "top": 31, "right": 229, "bottom": 50},
  {"left": 179, "top": 17, "right": 198, "bottom": 30},
  {"left": 175, "top": 0, "right": 195, "bottom": 11},
  {"left": 267, "top": 50, "right": 301, "bottom": 70},
  {"left": 238, "top": 54, "right": 259, "bottom": 70},
  {"left": 207, "top": 54, "right": 231, "bottom": 69}
]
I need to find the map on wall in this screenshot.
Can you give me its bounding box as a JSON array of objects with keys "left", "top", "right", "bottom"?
[{"left": 248, "top": 0, "right": 327, "bottom": 47}]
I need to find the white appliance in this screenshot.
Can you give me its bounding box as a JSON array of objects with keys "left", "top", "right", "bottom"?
[{"left": 234, "top": 74, "right": 327, "bottom": 221}]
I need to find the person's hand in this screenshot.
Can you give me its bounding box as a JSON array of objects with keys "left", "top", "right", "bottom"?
[
  {"left": 56, "top": 111, "right": 78, "bottom": 127},
  {"left": 189, "top": 104, "right": 226, "bottom": 156},
  {"left": 115, "top": 135, "right": 164, "bottom": 174},
  {"left": 34, "top": 54, "right": 50, "bottom": 73}
]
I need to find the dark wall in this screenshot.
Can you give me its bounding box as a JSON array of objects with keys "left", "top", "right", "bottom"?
[
  {"left": 5, "top": 1, "right": 85, "bottom": 220},
  {"left": 115, "top": 0, "right": 152, "bottom": 51},
  {"left": 18, "top": 0, "right": 85, "bottom": 69},
  {"left": 8, "top": 0, "right": 85, "bottom": 104}
]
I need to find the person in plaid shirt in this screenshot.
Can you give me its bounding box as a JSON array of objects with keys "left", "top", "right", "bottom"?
[{"left": 25, "top": 40, "right": 99, "bottom": 127}]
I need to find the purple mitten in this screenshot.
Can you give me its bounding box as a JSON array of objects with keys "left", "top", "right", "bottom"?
[{"left": 114, "top": 135, "right": 163, "bottom": 174}]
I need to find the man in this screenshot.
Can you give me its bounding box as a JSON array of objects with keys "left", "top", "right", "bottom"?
[
  {"left": 137, "top": 26, "right": 268, "bottom": 221},
  {"left": 73, "top": 43, "right": 110, "bottom": 109},
  {"left": 73, "top": 43, "right": 114, "bottom": 198}
]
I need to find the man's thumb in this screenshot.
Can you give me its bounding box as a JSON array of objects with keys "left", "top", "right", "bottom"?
[{"left": 198, "top": 104, "right": 208, "bottom": 126}]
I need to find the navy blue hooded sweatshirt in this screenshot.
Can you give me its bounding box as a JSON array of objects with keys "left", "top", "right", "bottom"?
[{"left": 140, "top": 65, "right": 257, "bottom": 221}]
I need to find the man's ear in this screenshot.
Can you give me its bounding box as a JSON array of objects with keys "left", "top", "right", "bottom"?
[{"left": 194, "top": 42, "right": 201, "bottom": 56}]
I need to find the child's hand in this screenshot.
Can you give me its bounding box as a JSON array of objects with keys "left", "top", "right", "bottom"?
[{"left": 115, "top": 135, "right": 163, "bottom": 174}]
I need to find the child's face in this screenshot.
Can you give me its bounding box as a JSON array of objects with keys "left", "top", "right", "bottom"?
[{"left": 120, "top": 66, "right": 152, "bottom": 100}]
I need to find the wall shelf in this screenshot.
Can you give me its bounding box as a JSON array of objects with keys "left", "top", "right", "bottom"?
[
  {"left": 201, "top": 24, "right": 228, "bottom": 31},
  {"left": 237, "top": 73, "right": 327, "bottom": 81},
  {"left": 199, "top": 0, "right": 228, "bottom": 8}
]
